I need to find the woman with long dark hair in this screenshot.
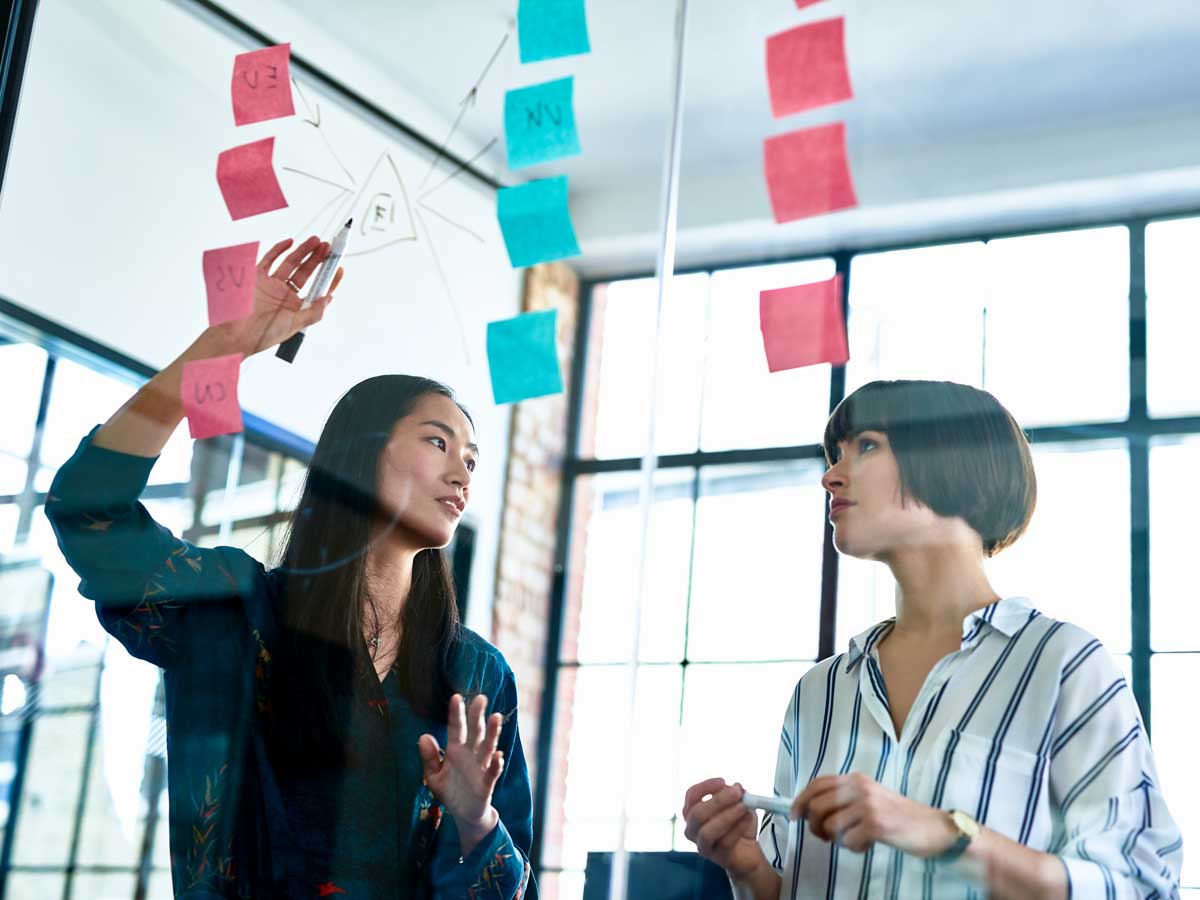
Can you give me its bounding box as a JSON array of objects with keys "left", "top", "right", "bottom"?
[
  {"left": 46, "top": 235, "right": 534, "bottom": 898},
  {"left": 682, "top": 380, "right": 1182, "bottom": 899}
]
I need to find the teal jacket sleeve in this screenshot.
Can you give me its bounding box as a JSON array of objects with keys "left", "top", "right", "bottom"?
[
  {"left": 430, "top": 670, "right": 536, "bottom": 900},
  {"left": 44, "top": 427, "right": 266, "bottom": 669}
]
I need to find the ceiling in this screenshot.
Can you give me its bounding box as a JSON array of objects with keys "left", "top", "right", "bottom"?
[{"left": 214, "top": 0, "right": 1200, "bottom": 275}]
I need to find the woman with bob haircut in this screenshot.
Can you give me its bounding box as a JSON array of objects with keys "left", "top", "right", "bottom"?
[
  {"left": 683, "top": 380, "right": 1182, "bottom": 899},
  {"left": 45, "top": 236, "right": 535, "bottom": 899}
]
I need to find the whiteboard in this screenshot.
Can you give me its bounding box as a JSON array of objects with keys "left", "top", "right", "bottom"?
[{"left": 0, "top": 0, "right": 525, "bottom": 636}]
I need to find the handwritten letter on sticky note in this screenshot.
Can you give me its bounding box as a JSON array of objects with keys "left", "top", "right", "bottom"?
[
  {"left": 505, "top": 77, "right": 581, "bottom": 170},
  {"left": 763, "top": 122, "right": 857, "bottom": 223},
  {"left": 216, "top": 137, "right": 288, "bottom": 221},
  {"left": 496, "top": 176, "right": 580, "bottom": 268},
  {"left": 759, "top": 275, "right": 849, "bottom": 372},
  {"left": 766, "top": 19, "right": 852, "bottom": 118},
  {"left": 181, "top": 354, "right": 245, "bottom": 439},
  {"left": 231, "top": 43, "right": 295, "bottom": 126},
  {"left": 202, "top": 242, "right": 258, "bottom": 326},
  {"left": 487, "top": 309, "right": 563, "bottom": 404},
  {"left": 518, "top": 0, "right": 590, "bottom": 63}
]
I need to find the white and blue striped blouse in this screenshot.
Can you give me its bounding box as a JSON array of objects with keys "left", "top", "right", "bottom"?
[{"left": 757, "top": 596, "right": 1183, "bottom": 899}]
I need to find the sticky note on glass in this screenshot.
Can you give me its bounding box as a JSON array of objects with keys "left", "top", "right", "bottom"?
[
  {"left": 216, "top": 137, "right": 288, "bottom": 221},
  {"left": 759, "top": 275, "right": 848, "bottom": 372},
  {"left": 763, "top": 122, "right": 857, "bottom": 223},
  {"left": 181, "top": 354, "right": 245, "bottom": 439},
  {"left": 795, "top": 0, "right": 828, "bottom": 7},
  {"left": 496, "top": 176, "right": 580, "bottom": 268},
  {"left": 231, "top": 43, "right": 295, "bottom": 126},
  {"left": 202, "top": 242, "right": 258, "bottom": 326},
  {"left": 766, "top": 19, "right": 852, "bottom": 118},
  {"left": 517, "top": 0, "right": 590, "bottom": 63},
  {"left": 505, "top": 77, "right": 581, "bottom": 170},
  {"left": 487, "top": 309, "right": 563, "bottom": 404}
]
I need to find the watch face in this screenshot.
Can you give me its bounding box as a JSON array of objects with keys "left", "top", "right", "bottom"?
[{"left": 950, "top": 810, "right": 981, "bottom": 838}]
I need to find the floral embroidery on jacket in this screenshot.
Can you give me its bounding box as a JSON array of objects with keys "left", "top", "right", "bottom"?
[{"left": 183, "top": 763, "right": 244, "bottom": 895}]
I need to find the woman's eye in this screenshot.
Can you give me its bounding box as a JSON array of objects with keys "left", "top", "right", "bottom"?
[
  {"left": 429, "top": 436, "right": 446, "bottom": 451},
  {"left": 466, "top": 459, "right": 476, "bottom": 472},
  {"left": 859, "top": 438, "right": 876, "bottom": 452}
]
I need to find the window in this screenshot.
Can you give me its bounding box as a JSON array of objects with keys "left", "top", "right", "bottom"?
[
  {"left": 0, "top": 318, "right": 314, "bottom": 897},
  {"left": 545, "top": 216, "right": 1198, "bottom": 897}
]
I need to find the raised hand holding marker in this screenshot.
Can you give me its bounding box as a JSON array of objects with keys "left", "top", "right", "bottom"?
[{"left": 276, "top": 218, "right": 351, "bottom": 363}]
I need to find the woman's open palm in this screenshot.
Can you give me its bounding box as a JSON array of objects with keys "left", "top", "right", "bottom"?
[
  {"left": 418, "top": 694, "right": 505, "bottom": 827},
  {"left": 213, "top": 235, "right": 344, "bottom": 357}
]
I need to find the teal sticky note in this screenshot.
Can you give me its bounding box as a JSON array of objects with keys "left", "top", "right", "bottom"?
[
  {"left": 487, "top": 309, "right": 564, "bottom": 404},
  {"left": 496, "top": 176, "right": 581, "bottom": 268},
  {"left": 505, "top": 77, "right": 581, "bottom": 170},
  {"left": 517, "top": 0, "right": 590, "bottom": 63}
]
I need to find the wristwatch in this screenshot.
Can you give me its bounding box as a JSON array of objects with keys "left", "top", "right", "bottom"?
[{"left": 934, "top": 809, "right": 981, "bottom": 862}]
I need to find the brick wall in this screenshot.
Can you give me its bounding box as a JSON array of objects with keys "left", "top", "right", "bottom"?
[{"left": 491, "top": 261, "right": 581, "bottom": 789}]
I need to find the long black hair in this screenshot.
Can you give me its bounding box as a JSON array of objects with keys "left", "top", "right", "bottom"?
[{"left": 266, "top": 375, "right": 471, "bottom": 767}]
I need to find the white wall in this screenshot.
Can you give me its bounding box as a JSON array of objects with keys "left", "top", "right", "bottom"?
[{"left": 0, "top": 0, "right": 525, "bottom": 637}]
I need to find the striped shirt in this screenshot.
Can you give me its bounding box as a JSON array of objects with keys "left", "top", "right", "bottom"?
[{"left": 757, "top": 597, "right": 1183, "bottom": 899}]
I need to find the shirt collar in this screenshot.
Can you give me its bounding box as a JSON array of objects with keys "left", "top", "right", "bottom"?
[{"left": 846, "top": 596, "right": 1036, "bottom": 670}]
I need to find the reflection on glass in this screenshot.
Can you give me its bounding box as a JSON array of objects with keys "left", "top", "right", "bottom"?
[
  {"left": 985, "top": 440, "right": 1130, "bottom": 652},
  {"left": 0, "top": 342, "right": 46, "bottom": 459},
  {"left": 583, "top": 274, "right": 710, "bottom": 459},
  {"left": 1146, "top": 217, "right": 1200, "bottom": 419},
  {"left": 688, "top": 461, "right": 826, "bottom": 662},
  {"left": 983, "top": 227, "right": 1129, "bottom": 427},
  {"left": 1149, "top": 436, "right": 1200, "bottom": 651},
  {"left": 39, "top": 357, "right": 136, "bottom": 470},
  {"left": 702, "top": 259, "right": 835, "bottom": 451},
  {"left": 1150, "top": 654, "right": 1199, "bottom": 889},
  {"left": 846, "top": 242, "right": 986, "bottom": 395},
  {"left": 563, "top": 470, "right": 694, "bottom": 664}
]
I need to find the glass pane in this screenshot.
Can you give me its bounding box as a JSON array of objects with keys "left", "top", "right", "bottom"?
[
  {"left": 687, "top": 461, "right": 826, "bottom": 662},
  {"left": 1150, "top": 435, "right": 1200, "bottom": 651},
  {"left": 537, "top": 870, "right": 586, "bottom": 900},
  {"left": 846, "top": 242, "right": 986, "bottom": 395},
  {"left": 0, "top": 454, "right": 29, "bottom": 495},
  {"left": 982, "top": 227, "right": 1129, "bottom": 427},
  {"left": 148, "top": 425, "right": 195, "bottom": 487},
  {"left": 1150, "top": 654, "right": 1198, "bottom": 889},
  {"left": 582, "top": 274, "right": 709, "bottom": 459},
  {"left": 1146, "top": 217, "right": 1200, "bottom": 418},
  {"left": 148, "top": 869, "right": 175, "bottom": 899},
  {"left": 701, "top": 259, "right": 835, "bottom": 452},
  {"left": 0, "top": 341, "right": 47, "bottom": 458},
  {"left": 39, "top": 357, "right": 137, "bottom": 470},
  {"left": 5, "top": 874, "right": 66, "bottom": 900},
  {"left": 0, "top": 503, "right": 21, "bottom": 554},
  {"left": 544, "top": 664, "right": 682, "bottom": 870},
  {"left": 563, "top": 470, "right": 694, "bottom": 665},
  {"left": 12, "top": 711, "right": 90, "bottom": 864},
  {"left": 68, "top": 873, "right": 137, "bottom": 900},
  {"left": 985, "top": 440, "right": 1130, "bottom": 652},
  {"left": 678, "top": 661, "right": 813, "bottom": 833}
]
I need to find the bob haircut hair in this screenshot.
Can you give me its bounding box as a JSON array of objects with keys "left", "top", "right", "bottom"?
[{"left": 822, "top": 379, "right": 1036, "bottom": 557}]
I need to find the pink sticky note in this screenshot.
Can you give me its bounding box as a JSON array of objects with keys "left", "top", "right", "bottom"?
[
  {"left": 231, "top": 43, "right": 295, "bottom": 126},
  {"left": 759, "top": 275, "right": 848, "bottom": 372},
  {"left": 202, "top": 242, "right": 259, "bottom": 326},
  {"left": 181, "top": 354, "right": 245, "bottom": 439},
  {"left": 795, "top": 0, "right": 828, "bottom": 7},
  {"left": 766, "top": 19, "right": 852, "bottom": 118},
  {"left": 216, "top": 138, "right": 288, "bottom": 221},
  {"left": 763, "top": 122, "right": 858, "bottom": 223}
]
